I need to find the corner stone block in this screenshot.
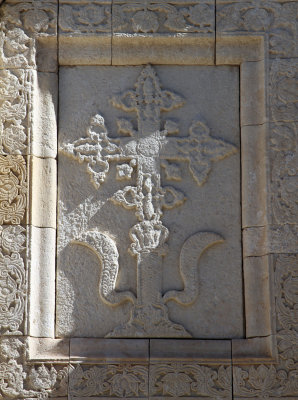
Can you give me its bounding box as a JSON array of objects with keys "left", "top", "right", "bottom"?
[
  {"left": 28, "top": 337, "right": 70, "bottom": 362},
  {"left": 216, "top": 35, "right": 265, "bottom": 65},
  {"left": 232, "top": 336, "right": 276, "bottom": 364}
]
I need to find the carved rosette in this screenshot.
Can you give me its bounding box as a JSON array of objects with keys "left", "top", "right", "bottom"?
[
  {"left": 59, "top": 3, "right": 111, "bottom": 34},
  {"left": 113, "top": 2, "right": 214, "bottom": 34}
]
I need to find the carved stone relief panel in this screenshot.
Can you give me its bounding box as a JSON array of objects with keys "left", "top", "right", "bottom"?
[{"left": 57, "top": 64, "right": 242, "bottom": 338}]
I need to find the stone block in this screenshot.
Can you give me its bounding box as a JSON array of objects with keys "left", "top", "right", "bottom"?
[
  {"left": 28, "top": 337, "right": 70, "bottom": 361},
  {"left": 112, "top": 34, "right": 214, "bottom": 65},
  {"left": 56, "top": 64, "right": 243, "bottom": 339},
  {"left": 150, "top": 339, "right": 231, "bottom": 362},
  {"left": 241, "top": 60, "right": 266, "bottom": 126},
  {"left": 59, "top": 35, "right": 112, "bottom": 66},
  {"left": 28, "top": 225, "right": 56, "bottom": 337},
  {"left": 29, "top": 156, "right": 57, "bottom": 228},
  {"left": 70, "top": 338, "right": 149, "bottom": 362},
  {"left": 243, "top": 256, "right": 273, "bottom": 338},
  {"left": 232, "top": 336, "right": 276, "bottom": 364},
  {"left": 241, "top": 124, "right": 267, "bottom": 228},
  {"left": 31, "top": 72, "right": 58, "bottom": 158},
  {"left": 216, "top": 35, "right": 264, "bottom": 64}
]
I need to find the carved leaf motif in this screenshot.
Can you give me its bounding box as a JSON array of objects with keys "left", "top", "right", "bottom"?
[
  {"left": 0, "top": 21, "right": 35, "bottom": 68},
  {"left": 164, "top": 119, "right": 179, "bottom": 135},
  {"left": 0, "top": 69, "right": 29, "bottom": 155},
  {"left": 185, "top": 4, "right": 213, "bottom": 28},
  {"left": 59, "top": 4, "right": 111, "bottom": 33},
  {"left": 248, "top": 365, "right": 279, "bottom": 391},
  {"left": 117, "top": 118, "right": 136, "bottom": 136},
  {"left": 0, "top": 225, "right": 25, "bottom": 254},
  {"left": 271, "top": 122, "right": 297, "bottom": 224},
  {"left": 28, "top": 364, "right": 57, "bottom": 390},
  {"left": 161, "top": 186, "right": 185, "bottom": 210},
  {"left": 270, "top": 59, "right": 298, "bottom": 122},
  {"left": 151, "top": 363, "right": 231, "bottom": 397},
  {"left": 161, "top": 371, "right": 192, "bottom": 396},
  {"left": 161, "top": 160, "right": 182, "bottom": 181},
  {"left": 0, "top": 252, "right": 26, "bottom": 334},
  {"left": 109, "top": 371, "right": 141, "bottom": 397},
  {"left": 60, "top": 114, "right": 121, "bottom": 188},
  {"left": 129, "top": 220, "right": 169, "bottom": 256},
  {"left": 111, "top": 186, "right": 140, "bottom": 210},
  {"left": 132, "top": 10, "right": 159, "bottom": 33},
  {"left": 113, "top": 3, "right": 214, "bottom": 33},
  {"left": 178, "top": 120, "right": 237, "bottom": 186},
  {"left": 0, "top": 155, "right": 27, "bottom": 224},
  {"left": 69, "top": 364, "right": 109, "bottom": 397}
]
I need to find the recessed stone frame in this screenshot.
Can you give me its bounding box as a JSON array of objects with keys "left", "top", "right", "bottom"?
[{"left": 26, "top": 33, "right": 276, "bottom": 366}]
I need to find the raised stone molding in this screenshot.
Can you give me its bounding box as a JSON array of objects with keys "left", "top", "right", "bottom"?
[{"left": 0, "top": 0, "right": 297, "bottom": 399}]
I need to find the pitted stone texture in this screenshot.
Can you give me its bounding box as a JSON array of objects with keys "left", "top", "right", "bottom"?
[
  {"left": 57, "top": 65, "right": 242, "bottom": 338},
  {"left": 112, "top": 1, "right": 215, "bottom": 34}
]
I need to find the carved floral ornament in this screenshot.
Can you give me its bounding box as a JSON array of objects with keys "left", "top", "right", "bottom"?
[
  {"left": 0, "top": 1, "right": 57, "bottom": 70},
  {"left": 60, "top": 65, "right": 237, "bottom": 337},
  {"left": 0, "top": 69, "right": 30, "bottom": 155},
  {"left": 59, "top": 1, "right": 214, "bottom": 34}
]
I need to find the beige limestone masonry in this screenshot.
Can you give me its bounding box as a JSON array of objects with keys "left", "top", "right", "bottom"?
[
  {"left": 0, "top": 1, "right": 297, "bottom": 399},
  {"left": 57, "top": 65, "right": 243, "bottom": 338}
]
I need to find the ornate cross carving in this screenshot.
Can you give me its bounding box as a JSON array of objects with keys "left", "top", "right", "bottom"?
[{"left": 61, "top": 65, "right": 237, "bottom": 337}]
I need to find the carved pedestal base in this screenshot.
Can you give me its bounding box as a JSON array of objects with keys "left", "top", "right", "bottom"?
[{"left": 107, "top": 303, "right": 191, "bottom": 338}]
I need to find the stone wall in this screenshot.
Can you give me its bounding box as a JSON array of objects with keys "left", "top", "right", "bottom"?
[{"left": 0, "top": 0, "right": 297, "bottom": 399}]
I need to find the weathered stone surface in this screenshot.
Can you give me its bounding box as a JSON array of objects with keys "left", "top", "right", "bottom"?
[
  {"left": 112, "top": 1, "right": 215, "bottom": 35},
  {"left": 149, "top": 362, "right": 232, "bottom": 398},
  {"left": 0, "top": 154, "right": 27, "bottom": 224},
  {"left": 28, "top": 226, "right": 56, "bottom": 337},
  {"left": 29, "top": 156, "right": 57, "bottom": 228},
  {"left": 57, "top": 64, "right": 243, "bottom": 338}
]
